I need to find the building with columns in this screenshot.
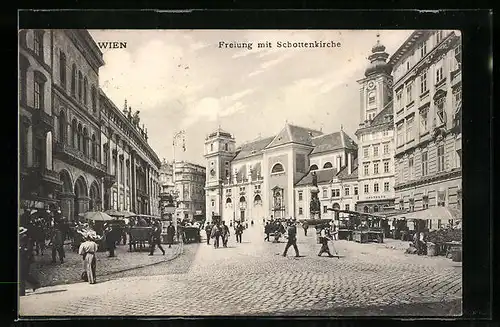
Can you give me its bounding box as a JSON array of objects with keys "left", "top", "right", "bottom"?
[
  {"left": 19, "top": 29, "right": 62, "bottom": 212},
  {"left": 19, "top": 29, "right": 162, "bottom": 220},
  {"left": 390, "top": 30, "right": 462, "bottom": 216},
  {"left": 99, "top": 96, "right": 161, "bottom": 216},
  {"left": 204, "top": 124, "right": 357, "bottom": 223},
  {"left": 355, "top": 36, "right": 396, "bottom": 213}
]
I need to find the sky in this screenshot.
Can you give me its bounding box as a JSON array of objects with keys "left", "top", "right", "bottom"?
[{"left": 89, "top": 30, "right": 413, "bottom": 166}]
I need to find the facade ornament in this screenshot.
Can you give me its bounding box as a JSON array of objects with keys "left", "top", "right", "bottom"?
[{"left": 133, "top": 110, "right": 140, "bottom": 126}]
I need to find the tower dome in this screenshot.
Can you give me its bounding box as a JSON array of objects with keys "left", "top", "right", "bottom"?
[{"left": 365, "top": 34, "right": 392, "bottom": 77}]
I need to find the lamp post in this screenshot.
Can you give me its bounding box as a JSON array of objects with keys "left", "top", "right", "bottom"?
[{"left": 172, "top": 130, "right": 185, "bottom": 241}]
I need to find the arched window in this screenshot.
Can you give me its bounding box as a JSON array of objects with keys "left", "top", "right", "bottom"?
[
  {"left": 71, "top": 64, "right": 77, "bottom": 96},
  {"left": 239, "top": 196, "right": 246, "bottom": 203},
  {"left": 363, "top": 206, "right": 369, "bottom": 213},
  {"left": 374, "top": 205, "right": 379, "bottom": 212},
  {"left": 83, "top": 77, "right": 88, "bottom": 106},
  {"left": 91, "top": 86, "right": 97, "bottom": 112},
  {"left": 83, "top": 128, "right": 89, "bottom": 155},
  {"left": 59, "top": 51, "right": 66, "bottom": 90},
  {"left": 58, "top": 111, "right": 66, "bottom": 143},
  {"left": 271, "top": 163, "right": 284, "bottom": 174},
  {"left": 226, "top": 198, "right": 232, "bottom": 204},
  {"left": 91, "top": 134, "right": 96, "bottom": 160},
  {"left": 78, "top": 71, "right": 83, "bottom": 101},
  {"left": 310, "top": 164, "right": 319, "bottom": 171},
  {"left": 71, "top": 119, "right": 77, "bottom": 148},
  {"left": 33, "top": 71, "right": 47, "bottom": 110},
  {"left": 77, "top": 123, "right": 83, "bottom": 151},
  {"left": 323, "top": 162, "right": 333, "bottom": 169}
]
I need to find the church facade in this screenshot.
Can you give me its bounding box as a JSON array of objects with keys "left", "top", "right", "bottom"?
[{"left": 204, "top": 124, "right": 357, "bottom": 223}]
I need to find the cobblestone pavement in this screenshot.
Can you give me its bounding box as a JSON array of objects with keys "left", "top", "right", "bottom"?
[
  {"left": 29, "top": 242, "right": 182, "bottom": 287},
  {"left": 20, "top": 224, "right": 462, "bottom": 317}
]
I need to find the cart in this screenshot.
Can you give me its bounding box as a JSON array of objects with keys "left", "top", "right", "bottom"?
[
  {"left": 128, "top": 226, "right": 152, "bottom": 252},
  {"left": 182, "top": 226, "right": 201, "bottom": 243}
]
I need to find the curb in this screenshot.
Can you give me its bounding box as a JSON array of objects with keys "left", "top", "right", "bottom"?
[{"left": 100, "top": 243, "right": 184, "bottom": 277}]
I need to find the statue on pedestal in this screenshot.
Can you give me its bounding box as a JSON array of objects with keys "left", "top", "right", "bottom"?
[
  {"left": 310, "top": 171, "right": 321, "bottom": 219},
  {"left": 132, "top": 111, "right": 140, "bottom": 126}
]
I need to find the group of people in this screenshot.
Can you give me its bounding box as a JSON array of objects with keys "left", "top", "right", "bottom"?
[{"left": 204, "top": 220, "right": 246, "bottom": 248}]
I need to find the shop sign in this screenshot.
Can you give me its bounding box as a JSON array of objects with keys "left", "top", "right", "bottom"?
[{"left": 366, "top": 195, "right": 387, "bottom": 200}]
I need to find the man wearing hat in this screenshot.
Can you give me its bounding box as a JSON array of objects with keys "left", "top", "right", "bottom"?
[
  {"left": 78, "top": 234, "right": 99, "bottom": 284},
  {"left": 282, "top": 220, "right": 300, "bottom": 257},
  {"left": 19, "top": 227, "right": 40, "bottom": 295},
  {"left": 149, "top": 221, "right": 165, "bottom": 256}
]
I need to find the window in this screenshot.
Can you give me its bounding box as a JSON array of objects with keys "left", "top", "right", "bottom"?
[
  {"left": 91, "top": 135, "right": 96, "bottom": 159},
  {"left": 298, "top": 191, "right": 303, "bottom": 201},
  {"left": 420, "top": 70, "right": 428, "bottom": 94},
  {"left": 453, "top": 89, "right": 462, "bottom": 109},
  {"left": 383, "top": 130, "right": 389, "bottom": 137},
  {"left": 409, "top": 198, "right": 415, "bottom": 212},
  {"left": 374, "top": 183, "right": 379, "bottom": 193},
  {"left": 127, "top": 162, "right": 131, "bottom": 186},
  {"left": 437, "top": 144, "right": 445, "bottom": 172},
  {"left": 457, "top": 189, "right": 462, "bottom": 211},
  {"left": 345, "top": 204, "right": 350, "bottom": 211},
  {"left": 406, "top": 82, "right": 413, "bottom": 104},
  {"left": 397, "top": 123, "right": 404, "bottom": 146},
  {"left": 210, "top": 143, "right": 213, "bottom": 151},
  {"left": 368, "top": 91, "right": 376, "bottom": 106},
  {"left": 363, "top": 147, "right": 369, "bottom": 158},
  {"left": 364, "top": 184, "right": 369, "bottom": 194},
  {"left": 383, "top": 143, "right": 389, "bottom": 155},
  {"left": 332, "top": 189, "right": 340, "bottom": 198},
  {"left": 354, "top": 186, "right": 358, "bottom": 195},
  {"left": 383, "top": 160, "right": 390, "bottom": 173},
  {"left": 33, "top": 77, "right": 44, "bottom": 110},
  {"left": 344, "top": 187, "right": 350, "bottom": 196},
  {"left": 373, "top": 162, "right": 379, "bottom": 175},
  {"left": 384, "top": 182, "right": 390, "bottom": 192},
  {"left": 363, "top": 163, "right": 369, "bottom": 176},
  {"left": 408, "top": 157, "right": 414, "bottom": 180},
  {"left": 323, "top": 162, "right": 333, "bottom": 169},
  {"left": 78, "top": 72, "right": 83, "bottom": 101},
  {"left": 91, "top": 86, "right": 97, "bottom": 112},
  {"left": 310, "top": 164, "right": 318, "bottom": 171},
  {"left": 225, "top": 169, "right": 229, "bottom": 178},
  {"left": 437, "top": 189, "right": 446, "bottom": 207},
  {"left": 421, "top": 151, "right": 428, "bottom": 176},
  {"left": 399, "top": 199, "right": 404, "bottom": 210},
  {"left": 436, "top": 30, "right": 444, "bottom": 44},
  {"left": 59, "top": 51, "right": 66, "bottom": 89},
  {"left": 33, "top": 137, "right": 43, "bottom": 168},
  {"left": 322, "top": 189, "right": 327, "bottom": 198},
  {"left": 33, "top": 30, "right": 43, "bottom": 58},
  {"left": 323, "top": 206, "right": 328, "bottom": 214},
  {"left": 396, "top": 91, "right": 403, "bottom": 109},
  {"left": 419, "top": 40, "right": 427, "bottom": 58},
  {"left": 298, "top": 207, "right": 303, "bottom": 215},
  {"left": 406, "top": 117, "right": 414, "bottom": 142},
  {"left": 420, "top": 108, "right": 429, "bottom": 133},
  {"left": 211, "top": 200, "right": 215, "bottom": 207},
  {"left": 83, "top": 77, "right": 88, "bottom": 106},
  {"left": 71, "top": 64, "right": 77, "bottom": 96},
  {"left": 436, "top": 63, "right": 444, "bottom": 84},
  {"left": 373, "top": 145, "right": 379, "bottom": 157},
  {"left": 271, "top": 163, "right": 284, "bottom": 173}
]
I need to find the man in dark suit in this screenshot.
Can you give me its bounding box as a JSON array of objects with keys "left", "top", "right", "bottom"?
[
  {"left": 166, "top": 221, "right": 175, "bottom": 248},
  {"left": 149, "top": 221, "right": 165, "bottom": 256},
  {"left": 283, "top": 221, "right": 299, "bottom": 257}
]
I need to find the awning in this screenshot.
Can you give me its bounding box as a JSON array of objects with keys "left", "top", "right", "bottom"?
[{"left": 391, "top": 206, "right": 461, "bottom": 221}]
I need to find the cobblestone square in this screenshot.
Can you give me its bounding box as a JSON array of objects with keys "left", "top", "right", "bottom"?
[{"left": 20, "top": 225, "right": 462, "bottom": 317}]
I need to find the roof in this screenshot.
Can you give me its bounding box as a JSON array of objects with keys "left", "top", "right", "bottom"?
[
  {"left": 335, "top": 157, "right": 359, "bottom": 180},
  {"left": 295, "top": 168, "right": 338, "bottom": 186},
  {"left": 356, "top": 101, "right": 394, "bottom": 135},
  {"left": 265, "top": 124, "right": 323, "bottom": 149},
  {"left": 232, "top": 136, "right": 274, "bottom": 161},
  {"left": 311, "top": 130, "right": 357, "bottom": 155}
]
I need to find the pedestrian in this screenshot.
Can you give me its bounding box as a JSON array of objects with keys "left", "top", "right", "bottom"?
[
  {"left": 104, "top": 224, "right": 116, "bottom": 258},
  {"left": 166, "top": 221, "right": 175, "bottom": 248},
  {"left": 149, "top": 222, "right": 166, "bottom": 256},
  {"left": 264, "top": 222, "right": 270, "bottom": 242},
  {"left": 318, "top": 225, "right": 334, "bottom": 257},
  {"left": 235, "top": 221, "right": 244, "bottom": 243},
  {"left": 78, "top": 234, "right": 99, "bottom": 284},
  {"left": 19, "top": 227, "right": 40, "bottom": 296},
  {"left": 221, "top": 221, "right": 230, "bottom": 247},
  {"left": 282, "top": 221, "right": 300, "bottom": 257},
  {"left": 251, "top": 220, "right": 254, "bottom": 226},
  {"left": 50, "top": 223, "right": 65, "bottom": 264},
  {"left": 302, "top": 221, "right": 309, "bottom": 236},
  {"left": 211, "top": 223, "right": 221, "bottom": 248},
  {"left": 205, "top": 222, "right": 212, "bottom": 245}
]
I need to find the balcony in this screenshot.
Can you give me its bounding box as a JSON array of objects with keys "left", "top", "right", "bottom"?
[
  {"left": 103, "top": 174, "right": 116, "bottom": 188},
  {"left": 54, "top": 142, "right": 107, "bottom": 176},
  {"left": 32, "top": 110, "right": 54, "bottom": 132}
]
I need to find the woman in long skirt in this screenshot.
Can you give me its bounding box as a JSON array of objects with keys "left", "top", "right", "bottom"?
[{"left": 78, "top": 235, "right": 99, "bottom": 284}]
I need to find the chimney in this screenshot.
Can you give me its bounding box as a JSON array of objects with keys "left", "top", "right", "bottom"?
[{"left": 348, "top": 152, "right": 352, "bottom": 175}]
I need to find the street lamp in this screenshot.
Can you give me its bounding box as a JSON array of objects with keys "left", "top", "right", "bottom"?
[{"left": 172, "top": 130, "right": 185, "bottom": 241}]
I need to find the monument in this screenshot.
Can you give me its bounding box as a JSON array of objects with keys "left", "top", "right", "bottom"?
[{"left": 310, "top": 171, "right": 321, "bottom": 219}]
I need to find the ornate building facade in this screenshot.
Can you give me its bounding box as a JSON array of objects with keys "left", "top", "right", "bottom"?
[
  {"left": 99, "top": 97, "right": 161, "bottom": 216},
  {"left": 389, "top": 30, "right": 462, "bottom": 216},
  {"left": 355, "top": 37, "right": 396, "bottom": 213},
  {"left": 19, "top": 29, "right": 62, "bottom": 212},
  {"left": 204, "top": 124, "right": 357, "bottom": 222},
  {"left": 19, "top": 29, "right": 162, "bottom": 219}
]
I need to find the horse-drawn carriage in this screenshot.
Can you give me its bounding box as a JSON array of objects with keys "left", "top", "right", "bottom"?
[{"left": 182, "top": 226, "right": 201, "bottom": 243}]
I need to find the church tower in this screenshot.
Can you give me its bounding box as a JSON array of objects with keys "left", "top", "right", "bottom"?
[
  {"left": 357, "top": 33, "right": 393, "bottom": 127},
  {"left": 204, "top": 127, "right": 236, "bottom": 219}
]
